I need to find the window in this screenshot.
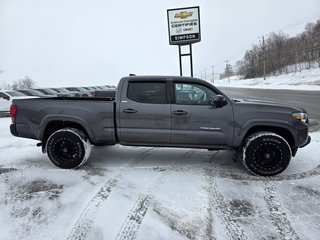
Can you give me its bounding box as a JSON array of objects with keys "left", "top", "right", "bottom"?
[
  {"left": 174, "top": 83, "right": 217, "bottom": 105},
  {"left": 5, "top": 91, "right": 26, "bottom": 97},
  {"left": 127, "top": 82, "right": 166, "bottom": 104},
  {"left": 0, "top": 92, "right": 8, "bottom": 99}
]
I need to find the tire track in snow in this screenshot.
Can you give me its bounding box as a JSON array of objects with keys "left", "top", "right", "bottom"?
[
  {"left": 273, "top": 165, "right": 320, "bottom": 181},
  {"left": 67, "top": 147, "right": 155, "bottom": 240},
  {"left": 0, "top": 167, "right": 17, "bottom": 175},
  {"left": 66, "top": 148, "right": 318, "bottom": 239},
  {"left": 155, "top": 164, "right": 320, "bottom": 182},
  {"left": 115, "top": 194, "right": 152, "bottom": 240},
  {"left": 114, "top": 150, "right": 186, "bottom": 240},
  {"left": 205, "top": 201, "right": 216, "bottom": 240},
  {"left": 213, "top": 164, "right": 320, "bottom": 181},
  {"left": 67, "top": 175, "right": 120, "bottom": 240},
  {"left": 264, "top": 181, "right": 300, "bottom": 240},
  {"left": 205, "top": 169, "right": 248, "bottom": 240},
  {"left": 207, "top": 165, "right": 320, "bottom": 182}
]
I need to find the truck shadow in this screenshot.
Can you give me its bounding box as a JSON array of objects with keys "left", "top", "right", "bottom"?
[
  {"left": 89, "top": 146, "right": 238, "bottom": 169},
  {"left": 86, "top": 145, "right": 320, "bottom": 182}
]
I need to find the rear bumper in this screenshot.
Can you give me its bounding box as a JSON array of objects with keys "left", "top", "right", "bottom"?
[
  {"left": 299, "top": 135, "right": 311, "bottom": 148},
  {"left": 10, "top": 124, "right": 18, "bottom": 137}
]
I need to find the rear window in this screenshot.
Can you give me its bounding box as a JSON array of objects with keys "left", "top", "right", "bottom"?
[{"left": 127, "top": 82, "right": 166, "bottom": 104}]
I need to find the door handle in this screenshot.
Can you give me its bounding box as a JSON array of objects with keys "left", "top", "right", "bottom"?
[
  {"left": 123, "top": 108, "right": 137, "bottom": 114},
  {"left": 173, "top": 110, "right": 188, "bottom": 115}
]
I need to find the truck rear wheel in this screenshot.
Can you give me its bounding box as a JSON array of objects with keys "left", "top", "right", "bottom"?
[
  {"left": 241, "top": 131, "right": 292, "bottom": 176},
  {"left": 46, "top": 128, "right": 91, "bottom": 169}
]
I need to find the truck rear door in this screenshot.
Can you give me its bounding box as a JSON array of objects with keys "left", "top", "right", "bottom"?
[
  {"left": 0, "top": 92, "right": 11, "bottom": 112},
  {"left": 117, "top": 80, "right": 171, "bottom": 145}
]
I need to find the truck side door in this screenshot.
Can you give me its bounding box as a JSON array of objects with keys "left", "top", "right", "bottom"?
[
  {"left": 170, "top": 82, "right": 234, "bottom": 148},
  {"left": 0, "top": 92, "right": 11, "bottom": 112},
  {"left": 117, "top": 80, "right": 171, "bottom": 145}
]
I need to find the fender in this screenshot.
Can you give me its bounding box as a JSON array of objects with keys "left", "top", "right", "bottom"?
[
  {"left": 38, "top": 114, "right": 96, "bottom": 143},
  {"left": 233, "top": 118, "right": 297, "bottom": 147}
]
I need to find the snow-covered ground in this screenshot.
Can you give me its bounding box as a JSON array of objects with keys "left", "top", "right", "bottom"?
[
  {"left": 1, "top": 117, "right": 320, "bottom": 240},
  {"left": 214, "top": 68, "right": 320, "bottom": 91}
]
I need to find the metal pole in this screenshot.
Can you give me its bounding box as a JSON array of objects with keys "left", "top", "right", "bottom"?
[
  {"left": 178, "top": 45, "right": 183, "bottom": 76},
  {"left": 225, "top": 60, "right": 230, "bottom": 83},
  {"left": 211, "top": 66, "right": 214, "bottom": 83},
  {"left": 189, "top": 44, "right": 193, "bottom": 77},
  {"left": 263, "top": 36, "right": 266, "bottom": 80}
]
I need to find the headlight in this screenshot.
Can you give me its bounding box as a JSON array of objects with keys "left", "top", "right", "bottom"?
[{"left": 292, "top": 112, "right": 308, "bottom": 123}]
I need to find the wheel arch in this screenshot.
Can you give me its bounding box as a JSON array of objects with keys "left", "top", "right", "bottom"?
[
  {"left": 236, "top": 125, "right": 296, "bottom": 153},
  {"left": 39, "top": 116, "right": 94, "bottom": 148}
]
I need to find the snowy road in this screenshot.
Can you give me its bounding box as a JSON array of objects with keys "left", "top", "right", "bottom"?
[
  {"left": 1, "top": 117, "right": 320, "bottom": 240},
  {"left": 220, "top": 87, "right": 320, "bottom": 119}
]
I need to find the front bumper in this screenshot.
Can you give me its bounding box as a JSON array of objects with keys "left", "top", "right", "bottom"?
[{"left": 299, "top": 135, "right": 311, "bottom": 148}]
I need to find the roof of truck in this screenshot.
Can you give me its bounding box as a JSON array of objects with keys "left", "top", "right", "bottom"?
[{"left": 122, "top": 75, "right": 204, "bottom": 82}]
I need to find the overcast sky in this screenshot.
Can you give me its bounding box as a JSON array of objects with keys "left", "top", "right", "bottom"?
[{"left": 0, "top": 0, "right": 319, "bottom": 87}]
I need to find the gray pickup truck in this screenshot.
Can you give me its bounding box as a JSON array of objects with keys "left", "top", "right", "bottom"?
[{"left": 10, "top": 76, "right": 311, "bottom": 176}]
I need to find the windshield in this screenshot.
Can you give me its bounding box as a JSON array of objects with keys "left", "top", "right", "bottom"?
[
  {"left": 66, "top": 87, "right": 80, "bottom": 92},
  {"left": 27, "top": 89, "right": 47, "bottom": 96},
  {"left": 41, "top": 89, "right": 58, "bottom": 95},
  {"left": 5, "top": 91, "right": 27, "bottom": 97}
]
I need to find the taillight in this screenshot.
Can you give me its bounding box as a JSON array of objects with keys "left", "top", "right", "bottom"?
[
  {"left": 10, "top": 104, "right": 17, "bottom": 123},
  {"left": 10, "top": 104, "right": 17, "bottom": 117}
]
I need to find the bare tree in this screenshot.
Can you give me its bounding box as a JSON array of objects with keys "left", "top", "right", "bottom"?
[
  {"left": 0, "top": 81, "right": 11, "bottom": 90},
  {"left": 236, "top": 19, "right": 320, "bottom": 79},
  {"left": 0, "top": 66, "right": 10, "bottom": 90},
  {"left": 12, "top": 76, "right": 36, "bottom": 90}
]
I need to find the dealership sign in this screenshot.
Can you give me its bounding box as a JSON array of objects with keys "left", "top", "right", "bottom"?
[{"left": 167, "top": 6, "right": 201, "bottom": 45}]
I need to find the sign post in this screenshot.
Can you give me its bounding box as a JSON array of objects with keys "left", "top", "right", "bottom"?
[{"left": 167, "top": 6, "right": 201, "bottom": 77}]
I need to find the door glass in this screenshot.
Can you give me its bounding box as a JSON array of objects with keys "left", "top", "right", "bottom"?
[
  {"left": 127, "top": 82, "right": 166, "bottom": 104},
  {"left": 174, "top": 83, "right": 217, "bottom": 105}
]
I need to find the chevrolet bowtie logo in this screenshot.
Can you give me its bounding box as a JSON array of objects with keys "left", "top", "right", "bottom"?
[{"left": 174, "top": 11, "right": 193, "bottom": 19}]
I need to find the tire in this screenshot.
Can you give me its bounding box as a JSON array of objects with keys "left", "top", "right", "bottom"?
[
  {"left": 46, "top": 128, "right": 91, "bottom": 169},
  {"left": 241, "top": 131, "right": 292, "bottom": 176}
]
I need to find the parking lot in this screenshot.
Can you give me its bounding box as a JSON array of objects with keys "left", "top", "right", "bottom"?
[{"left": 0, "top": 117, "right": 320, "bottom": 240}]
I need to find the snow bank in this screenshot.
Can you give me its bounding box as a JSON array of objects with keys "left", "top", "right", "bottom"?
[{"left": 214, "top": 68, "right": 320, "bottom": 91}]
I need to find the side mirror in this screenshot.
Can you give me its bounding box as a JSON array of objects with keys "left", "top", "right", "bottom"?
[{"left": 210, "top": 94, "right": 227, "bottom": 107}]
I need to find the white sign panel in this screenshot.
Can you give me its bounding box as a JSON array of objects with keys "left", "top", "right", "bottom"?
[{"left": 167, "top": 6, "right": 201, "bottom": 45}]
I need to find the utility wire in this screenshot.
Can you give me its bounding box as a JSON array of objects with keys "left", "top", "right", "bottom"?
[
  {"left": 272, "top": 10, "right": 320, "bottom": 33},
  {"left": 205, "top": 11, "right": 320, "bottom": 76}
]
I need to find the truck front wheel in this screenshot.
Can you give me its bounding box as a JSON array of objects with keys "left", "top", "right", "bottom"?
[
  {"left": 241, "top": 131, "right": 292, "bottom": 176},
  {"left": 46, "top": 128, "right": 91, "bottom": 169}
]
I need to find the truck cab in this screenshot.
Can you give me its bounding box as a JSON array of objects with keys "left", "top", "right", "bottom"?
[{"left": 116, "top": 76, "right": 233, "bottom": 148}]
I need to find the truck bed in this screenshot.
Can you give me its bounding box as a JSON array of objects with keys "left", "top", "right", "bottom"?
[{"left": 13, "top": 97, "right": 117, "bottom": 145}]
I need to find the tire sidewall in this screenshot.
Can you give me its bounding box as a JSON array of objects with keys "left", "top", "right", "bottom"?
[
  {"left": 242, "top": 132, "right": 292, "bottom": 176},
  {"left": 46, "top": 128, "right": 88, "bottom": 169}
]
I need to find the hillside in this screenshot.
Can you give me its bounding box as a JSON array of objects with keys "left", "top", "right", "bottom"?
[{"left": 214, "top": 67, "right": 320, "bottom": 91}]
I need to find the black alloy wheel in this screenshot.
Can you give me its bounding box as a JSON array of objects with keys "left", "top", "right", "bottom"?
[
  {"left": 46, "top": 128, "right": 91, "bottom": 169},
  {"left": 242, "top": 131, "right": 292, "bottom": 176}
]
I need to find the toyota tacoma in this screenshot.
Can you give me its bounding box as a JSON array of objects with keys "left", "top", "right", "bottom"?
[{"left": 10, "top": 75, "right": 311, "bottom": 176}]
